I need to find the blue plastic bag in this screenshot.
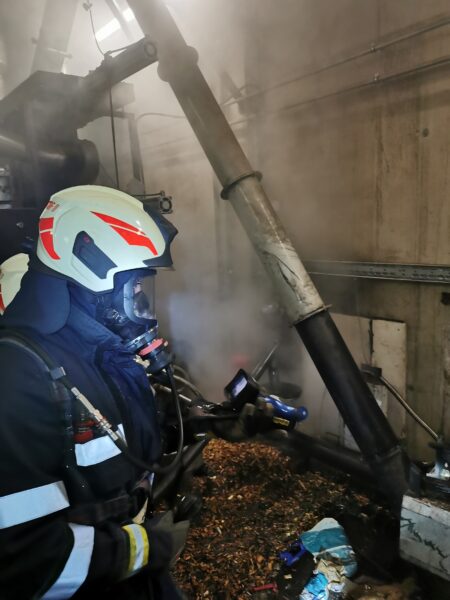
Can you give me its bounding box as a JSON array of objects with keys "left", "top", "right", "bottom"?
[
  {"left": 300, "top": 518, "right": 357, "bottom": 577},
  {"left": 298, "top": 518, "right": 357, "bottom": 599}
]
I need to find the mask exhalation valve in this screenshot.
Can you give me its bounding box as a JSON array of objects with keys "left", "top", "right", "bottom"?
[{"left": 125, "top": 326, "right": 173, "bottom": 374}]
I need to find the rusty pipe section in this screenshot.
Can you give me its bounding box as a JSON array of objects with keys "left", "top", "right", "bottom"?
[{"left": 127, "top": 0, "right": 409, "bottom": 508}]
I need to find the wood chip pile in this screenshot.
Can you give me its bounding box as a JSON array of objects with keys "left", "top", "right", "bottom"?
[{"left": 174, "top": 438, "right": 371, "bottom": 599}]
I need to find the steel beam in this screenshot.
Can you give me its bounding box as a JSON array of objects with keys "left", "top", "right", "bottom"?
[
  {"left": 304, "top": 259, "right": 450, "bottom": 285},
  {"left": 31, "top": 0, "right": 78, "bottom": 73}
]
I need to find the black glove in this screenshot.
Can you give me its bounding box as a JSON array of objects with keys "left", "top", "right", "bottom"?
[
  {"left": 144, "top": 510, "right": 190, "bottom": 571},
  {"left": 212, "top": 398, "right": 276, "bottom": 442}
]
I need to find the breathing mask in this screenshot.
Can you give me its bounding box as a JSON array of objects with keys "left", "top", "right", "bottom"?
[{"left": 97, "top": 269, "right": 172, "bottom": 374}]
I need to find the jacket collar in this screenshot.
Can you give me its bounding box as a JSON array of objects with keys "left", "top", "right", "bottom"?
[
  {"left": 66, "top": 303, "right": 123, "bottom": 350},
  {"left": 2, "top": 264, "right": 123, "bottom": 351}
]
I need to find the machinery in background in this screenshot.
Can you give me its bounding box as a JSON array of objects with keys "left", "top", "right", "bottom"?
[
  {"left": 399, "top": 437, "right": 450, "bottom": 582},
  {"left": 0, "top": 36, "right": 158, "bottom": 262},
  {"left": 139, "top": 191, "right": 173, "bottom": 215}
]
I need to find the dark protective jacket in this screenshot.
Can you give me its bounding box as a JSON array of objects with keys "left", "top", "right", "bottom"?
[{"left": 0, "top": 268, "right": 183, "bottom": 599}]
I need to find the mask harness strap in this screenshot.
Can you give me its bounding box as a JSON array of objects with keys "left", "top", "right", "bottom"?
[{"left": 0, "top": 329, "right": 184, "bottom": 477}]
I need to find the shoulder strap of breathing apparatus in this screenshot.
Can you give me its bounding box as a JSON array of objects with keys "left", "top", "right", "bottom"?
[
  {"left": 0, "top": 329, "right": 162, "bottom": 524},
  {"left": 0, "top": 328, "right": 184, "bottom": 477}
]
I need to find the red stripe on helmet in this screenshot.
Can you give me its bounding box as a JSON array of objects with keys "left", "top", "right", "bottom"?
[
  {"left": 39, "top": 217, "right": 54, "bottom": 232},
  {"left": 91, "top": 211, "right": 141, "bottom": 233},
  {"left": 0, "top": 288, "right": 5, "bottom": 313},
  {"left": 111, "top": 226, "right": 158, "bottom": 255},
  {"left": 40, "top": 230, "right": 60, "bottom": 260}
]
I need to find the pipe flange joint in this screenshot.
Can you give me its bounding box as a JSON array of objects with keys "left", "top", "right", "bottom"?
[
  {"left": 220, "top": 170, "right": 262, "bottom": 199},
  {"left": 143, "top": 37, "right": 158, "bottom": 60},
  {"left": 157, "top": 45, "right": 199, "bottom": 83},
  {"left": 293, "top": 305, "right": 329, "bottom": 326}
]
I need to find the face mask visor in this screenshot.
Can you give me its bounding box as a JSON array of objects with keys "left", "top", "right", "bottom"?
[{"left": 122, "top": 269, "right": 157, "bottom": 326}]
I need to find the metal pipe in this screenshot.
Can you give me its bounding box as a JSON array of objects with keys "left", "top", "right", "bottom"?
[
  {"left": 83, "top": 36, "right": 157, "bottom": 95},
  {"left": 154, "top": 383, "right": 192, "bottom": 405},
  {"left": 295, "top": 311, "right": 407, "bottom": 508},
  {"left": 0, "top": 131, "right": 66, "bottom": 166},
  {"left": 251, "top": 342, "right": 279, "bottom": 381},
  {"left": 255, "top": 275, "right": 406, "bottom": 504},
  {"left": 128, "top": 1, "right": 324, "bottom": 325},
  {"left": 0, "top": 132, "right": 28, "bottom": 161},
  {"left": 285, "top": 430, "right": 373, "bottom": 482},
  {"left": 375, "top": 373, "right": 439, "bottom": 441},
  {"left": 0, "top": 34, "right": 6, "bottom": 100},
  {"left": 173, "top": 374, "right": 203, "bottom": 399},
  {"left": 127, "top": 0, "right": 409, "bottom": 508}
]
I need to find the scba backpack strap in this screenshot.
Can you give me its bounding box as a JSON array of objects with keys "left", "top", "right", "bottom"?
[
  {"left": 0, "top": 328, "right": 139, "bottom": 524},
  {"left": 0, "top": 328, "right": 93, "bottom": 498}
]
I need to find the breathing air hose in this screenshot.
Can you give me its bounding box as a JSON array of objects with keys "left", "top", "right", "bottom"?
[
  {"left": 107, "top": 365, "right": 185, "bottom": 475},
  {"left": 65, "top": 365, "right": 185, "bottom": 476},
  {"left": 1, "top": 330, "right": 185, "bottom": 476}
]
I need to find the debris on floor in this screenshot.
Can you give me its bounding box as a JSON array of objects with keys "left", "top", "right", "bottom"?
[
  {"left": 173, "top": 438, "right": 414, "bottom": 599},
  {"left": 284, "top": 517, "right": 356, "bottom": 599},
  {"left": 300, "top": 517, "right": 357, "bottom": 577}
]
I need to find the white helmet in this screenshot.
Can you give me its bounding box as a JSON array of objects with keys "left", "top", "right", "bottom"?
[
  {"left": 36, "top": 185, "right": 177, "bottom": 292},
  {"left": 0, "top": 253, "right": 29, "bottom": 314}
]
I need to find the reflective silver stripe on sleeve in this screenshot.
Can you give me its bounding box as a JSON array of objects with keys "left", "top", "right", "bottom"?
[
  {"left": 75, "top": 424, "right": 125, "bottom": 466},
  {"left": 42, "top": 523, "right": 95, "bottom": 599},
  {"left": 0, "top": 481, "right": 69, "bottom": 529}
]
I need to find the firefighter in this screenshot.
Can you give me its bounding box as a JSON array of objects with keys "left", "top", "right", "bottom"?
[
  {"left": 0, "top": 186, "right": 191, "bottom": 599},
  {"left": 0, "top": 252, "right": 29, "bottom": 314}
]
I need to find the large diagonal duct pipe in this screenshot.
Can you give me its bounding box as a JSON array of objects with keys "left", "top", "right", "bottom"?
[
  {"left": 128, "top": 0, "right": 409, "bottom": 509},
  {"left": 0, "top": 35, "right": 6, "bottom": 100}
]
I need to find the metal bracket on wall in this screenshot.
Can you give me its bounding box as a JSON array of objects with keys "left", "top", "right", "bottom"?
[{"left": 303, "top": 260, "right": 450, "bottom": 284}]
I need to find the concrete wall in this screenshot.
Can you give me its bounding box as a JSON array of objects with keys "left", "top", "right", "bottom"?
[
  {"left": 129, "top": 1, "right": 449, "bottom": 458},
  {"left": 244, "top": 0, "right": 449, "bottom": 458}
]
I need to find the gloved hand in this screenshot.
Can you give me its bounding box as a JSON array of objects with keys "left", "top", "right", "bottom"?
[
  {"left": 212, "top": 398, "right": 276, "bottom": 442},
  {"left": 144, "top": 510, "right": 190, "bottom": 571}
]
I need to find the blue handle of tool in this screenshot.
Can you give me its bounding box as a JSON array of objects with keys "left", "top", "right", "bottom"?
[
  {"left": 264, "top": 396, "right": 308, "bottom": 423},
  {"left": 279, "top": 541, "right": 308, "bottom": 566}
]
